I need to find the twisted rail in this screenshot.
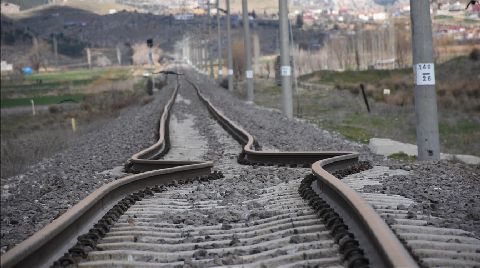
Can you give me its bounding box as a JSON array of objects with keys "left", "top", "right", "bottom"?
[
  {"left": 1, "top": 80, "right": 213, "bottom": 268},
  {"left": 188, "top": 78, "right": 417, "bottom": 268},
  {"left": 1, "top": 75, "right": 417, "bottom": 268}
]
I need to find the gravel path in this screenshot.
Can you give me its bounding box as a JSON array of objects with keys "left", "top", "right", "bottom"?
[
  {"left": 0, "top": 83, "right": 175, "bottom": 253},
  {"left": 185, "top": 68, "right": 479, "bottom": 241}
]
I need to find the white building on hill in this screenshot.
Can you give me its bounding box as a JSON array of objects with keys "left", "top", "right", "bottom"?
[{"left": 0, "top": 2, "right": 20, "bottom": 14}]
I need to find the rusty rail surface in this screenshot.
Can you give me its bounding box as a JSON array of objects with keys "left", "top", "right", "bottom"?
[{"left": 2, "top": 75, "right": 417, "bottom": 268}]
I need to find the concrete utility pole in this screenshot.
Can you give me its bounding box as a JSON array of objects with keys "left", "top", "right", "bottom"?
[
  {"left": 217, "top": 0, "right": 223, "bottom": 81},
  {"left": 86, "top": 47, "right": 92, "bottom": 69},
  {"left": 196, "top": 46, "right": 200, "bottom": 69},
  {"left": 253, "top": 33, "right": 260, "bottom": 74},
  {"left": 203, "top": 45, "right": 207, "bottom": 73},
  {"left": 278, "top": 0, "right": 293, "bottom": 118},
  {"left": 147, "top": 38, "right": 154, "bottom": 67},
  {"left": 53, "top": 35, "right": 58, "bottom": 67},
  {"left": 201, "top": 44, "right": 205, "bottom": 72},
  {"left": 410, "top": 0, "right": 440, "bottom": 160},
  {"left": 242, "top": 0, "right": 254, "bottom": 102},
  {"left": 190, "top": 46, "right": 197, "bottom": 67},
  {"left": 208, "top": 1, "right": 214, "bottom": 79},
  {"left": 116, "top": 45, "right": 122, "bottom": 65},
  {"left": 226, "top": 0, "right": 234, "bottom": 91}
]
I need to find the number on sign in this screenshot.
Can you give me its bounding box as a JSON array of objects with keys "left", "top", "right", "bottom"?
[{"left": 415, "top": 63, "right": 435, "bottom": 85}]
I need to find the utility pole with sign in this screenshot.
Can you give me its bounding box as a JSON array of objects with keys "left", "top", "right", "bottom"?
[
  {"left": 147, "top": 38, "right": 154, "bottom": 66},
  {"left": 410, "top": 0, "right": 440, "bottom": 160},
  {"left": 208, "top": 1, "right": 214, "bottom": 79},
  {"left": 242, "top": 0, "right": 254, "bottom": 103},
  {"left": 216, "top": 0, "right": 223, "bottom": 81},
  {"left": 226, "top": 0, "right": 234, "bottom": 91},
  {"left": 279, "top": 0, "right": 293, "bottom": 118}
]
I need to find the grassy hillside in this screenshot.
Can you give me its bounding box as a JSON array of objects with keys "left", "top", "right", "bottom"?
[
  {"left": 1, "top": 67, "right": 132, "bottom": 107},
  {"left": 299, "top": 53, "right": 480, "bottom": 111},
  {"left": 251, "top": 54, "right": 480, "bottom": 155}
]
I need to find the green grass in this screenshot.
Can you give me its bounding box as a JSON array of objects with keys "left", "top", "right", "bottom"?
[
  {"left": 439, "top": 119, "right": 480, "bottom": 135},
  {"left": 300, "top": 55, "right": 478, "bottom": 87},
  {"left": 299, "top": 69, "right": 411, "bottom": 84},
  {"left": 388, "top": 152, "right": 417, "bottom": 161},
  {"left": 1, "top": 94, "right": 85, "bottom": 108},
  {"left": 253, "top": 73, "right": 478, "bottom": 156},
  {"left": 320, "top": 122, "right": 372, "bottom": 144},
  {"left": 306, "top": 112, "right": 413, "bottom": 145},
  {"left": 464, "top": 19, "right": 480, "bottom": 24},
  {"left": 434, "top": 15, "right": 453, "bottom": 20},
  {"left": 24, "top": 68, "right": 130, "bottom": 82},
  {"left": 1, "top": 67, "right": 132, "bottom": 104},
  {"left": 1, "top": 79, "right": 93, "bottom": 96}
]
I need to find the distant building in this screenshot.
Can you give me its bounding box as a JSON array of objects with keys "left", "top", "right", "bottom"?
[
  {"left": 471, "top": 3, "right": 480, "bottom": 13},
  {"left": 302, "top": 11, "right": 315, "bottom": 25},
  {"left": 174, "top": 13, "right": 194, "bottom": 20},
  {"left": 64, "top": 20, "right": 88, "bottom": 26},
  {"left": 449, "top": 1, "right": 464, "bottom": 11},
  {"left": 0, "top": 2, "right": 20, "bottom": 14},
  {"left": 373, "top": 12, "right": 387, "bottom": 20},
  {"left": 1, "top": 61, "right": 13, "bottom": 73}
]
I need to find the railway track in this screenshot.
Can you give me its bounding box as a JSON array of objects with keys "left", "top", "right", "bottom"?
[{"left": 0, "top": 69, "right": 426, "bottom": 268}]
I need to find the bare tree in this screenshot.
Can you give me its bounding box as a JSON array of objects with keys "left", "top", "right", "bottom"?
[
  {"left": 265, "top": 62, "right": 271, "bottom": 79},
  {"left": 131, "top": 43, "right": 163, "bottom": 66},
  {"left": 29, "top": 38, "right": 51, "bottom": 72},
  {"left": 232, "top": 40, "right": 245, "bottom": 80}
]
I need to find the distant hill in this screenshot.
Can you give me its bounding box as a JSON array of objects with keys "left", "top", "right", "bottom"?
[
  {"left": 373, "top": 0, "right": 398, "bottom": 5},
  {"left": 3, "top": 0, "right": 134, "bottom": 15},
  {"left": 0, "top": 4, "right": 285, "bottom": 64},
  {"left": 5, "top": 0, "right": 48, "bottom": 10}
]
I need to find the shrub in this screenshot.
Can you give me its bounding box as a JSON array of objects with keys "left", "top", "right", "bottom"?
[
  {"left": 141, "top": 95, "right": 154, "bottom": 105},
  {"left": 48, "top": 105, "right": 63, "bottom": 114},
  {"left": 469, "top": 48, "right": 479, "bottom": 61},
  {"left": 131, "top": 43, "right": 163, "bottom": 65},
  {"left": 219, "top": 78, "right": 228, "bottom": 89},
  {"left": 146, "top": 78, "right": 153, "bottom": 95},
  {"left": 232, "top": 40, "right": 245, "bottom": 80}
]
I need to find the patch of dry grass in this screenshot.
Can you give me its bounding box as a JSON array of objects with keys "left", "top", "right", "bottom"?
[
  {"left": 1, "top": 78, "right": 153, "bottom": 179},
  {"left": 301, "top": 54, "right": 480, "bottom": 112}
]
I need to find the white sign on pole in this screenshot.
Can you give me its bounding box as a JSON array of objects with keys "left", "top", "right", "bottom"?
[
  {"left": 30, "top": 99, "right": 36, "bottom": 116},
  {"left": 414, "top": 63, "right": 435, "bottom": 85},
  {"left": 246, "top": 70, "right": 253, "bottom": 79},
  {"left": 218, "top": 70, "right": 223, "bottom": 75},
  {"left": 228, "top": 69, "right": 234, "bottom": 75},
  {"left": 281, "top": 66, "right": 291, "bottom": 77}
]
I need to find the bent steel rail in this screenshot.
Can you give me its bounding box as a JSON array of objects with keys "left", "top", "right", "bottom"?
[
  {"left": 2, "top": 76, "right": 417, "bottom": 268},
  {"left": 188, "top": 78, "right": 418, "bottom": 268},
  {"left": 1, "top": 81, "right": 214, "bottom": 268}
]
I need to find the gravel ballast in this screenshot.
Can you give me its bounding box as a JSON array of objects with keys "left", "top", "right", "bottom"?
[
  {"left": 367, "top": 161, "right": 480, "bottom": 238},
  {"left": 187, "top": 72, "right": 360, "bottom": 153},
  {"left": 79, "top": 79, "right": 347, "bottom": 266},
  {"left": 185, "top": 68, "right": 479, "bottom": 239},
  {"left": 0, "top": 83, "right": 175, "bottom": 253},
  {"left": 2, "top": 66, "right": 478, "bottom": 260}
]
